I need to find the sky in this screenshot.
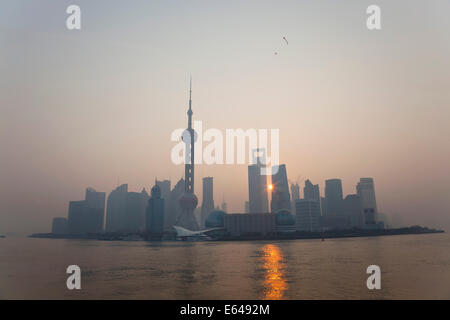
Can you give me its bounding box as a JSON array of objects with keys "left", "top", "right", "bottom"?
[{"left": 0, "top": 0, "right": 449, "bottom": 234}]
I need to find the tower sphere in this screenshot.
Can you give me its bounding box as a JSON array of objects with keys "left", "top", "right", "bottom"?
[
  {"left": 181, "top": 129, "right": 198, "bottom": 143},
  {"left": 179, "top": 192, "right": 198, "bottom": 209}
]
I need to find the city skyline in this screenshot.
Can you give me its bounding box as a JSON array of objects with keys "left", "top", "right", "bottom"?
[
  {"left": 1, "top": 0, "right": 450, "bottom": 234},
  {"left": 51, "top": 169, "right": 387, "bottom": 236},
  {"left": 44, "top": 91, "right": 385, "bottom": 236}
]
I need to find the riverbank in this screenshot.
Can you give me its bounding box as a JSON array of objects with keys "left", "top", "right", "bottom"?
[{"left": 29, "top": 226, "right": 444, "bottom": 242}]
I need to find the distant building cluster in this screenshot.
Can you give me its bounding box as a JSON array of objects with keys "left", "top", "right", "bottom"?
[
  {"left": 50, "top": 178, "right": 192, "bottom": 239},
  {"left": 50, "top": 83, "right": 384, "bottom": 240},
  {"left": 50, "top": 158, "right": 383, "bottom": 240}
]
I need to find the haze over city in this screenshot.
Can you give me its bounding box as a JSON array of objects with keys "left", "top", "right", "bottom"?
[{"left": 1, "top": 0, "right": 450, "bottom": 235}]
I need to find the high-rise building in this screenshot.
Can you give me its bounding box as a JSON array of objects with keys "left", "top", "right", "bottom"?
[
  {"left": 325, "top": 179, "right": 344, "bottom": 215},
  {"left": 146, "top": 184, "right": 165, "bottom": 239},
  {"left": 156, "top": 179, "right": 171, "bottom": 228},
  {"left": 67, "top": 200, "right": 89, "bottom": 234},
  {"left": 357, "top": 178, "right": 378, "bottom": 227},
  {"left": 295, "top": 199, "right": 321, "bottom": 232},
  {"left": 156, "top": 180, "right": 171, "bottom": 204},
  {"left": 290, "top": 183, "right": 300, "bottom": 215},
  {"left": 51, "top": 217, "right": 68, "bottom": 234},
  {"left": 320, "top": 196, "right": 327, "bottom": 216},
  {"left": 270, "top": 164, "right": 291, "bottom": 213},
  {"left": 176, "top": 79, "right": 199, "bottom": 230},
  {"left": 124, "top": 189, "right": 148, "bottom": 232},
  {"left": 248, "top": 148, "right": 268, "bottom": 213},
  {"left": 85, "top": 188, "right": 105, "bottom": 232},
  {"left": 200, "top": 177, "right": 214, "bottom": 228},
  {"left": 290, "top": 183, "right": 300, "bottom": 201},
  {"left": 105, "top": 184, "right": 148, "bottom": 232},
  {"left": 303, "top": 179, "right": 320, "bottom": 216},
  {"left": 105, "top": 184, "right": 128, "bottom": 232},
  {"left": 166, "top": 178, "right": 184, "bottom": 230},
  {"left": 304, "top": 179, "right": 320, "bottom": 201},
  {"left": 344, "top": 194, "right": 363, "bottom": 228},
  {"left": 85, "top": 188, "right": 105, "bottom": 211},
  {"left": 67, "top": 188, "right": 106, "bottom": 234}
]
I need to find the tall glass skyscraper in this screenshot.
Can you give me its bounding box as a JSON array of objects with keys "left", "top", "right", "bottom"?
[
  {"left": 146, "top": 184, "right": 165, "bottom": 239},
  {"left": 200, "top": 177, "right": 214, "bottom": 227},
  {"left": 357, "top": 177, "right": 378, "bottom": 226},
  {"left": 248, "top": 148, "right": 268, "bottom": 213},
  {"left": 270, "top": 164, "right": 291, "bottom": 213},
  {"left": 325, "top": 179, "right": 344, "bottom": 215}
]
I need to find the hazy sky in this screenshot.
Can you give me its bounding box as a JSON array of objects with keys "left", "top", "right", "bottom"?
[{"left": 1, "top": 0, "right": 449, "bottom": 234}]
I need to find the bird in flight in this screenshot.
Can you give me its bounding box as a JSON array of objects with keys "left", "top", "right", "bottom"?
[{"left": 274, "top": 36, "right": 288, "bottom": 55}]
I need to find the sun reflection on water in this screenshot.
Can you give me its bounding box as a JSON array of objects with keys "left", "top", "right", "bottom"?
[{"left": 261, "top": 244, "right": 287, "bottom": 300}]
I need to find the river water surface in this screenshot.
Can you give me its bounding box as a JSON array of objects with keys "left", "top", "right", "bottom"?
[{"left": 1, "top": 233, "right": 449, "bottom": 299}]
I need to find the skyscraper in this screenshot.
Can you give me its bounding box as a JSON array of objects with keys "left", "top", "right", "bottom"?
[
  {"left": 295, "top": 199, "right": 321, "bottom": 232},
  {"left": 357, "top": 178, "right": 378, "bottom": 227},
  {"left": 156, "top": 179, "right": 171, "bottom": 202},
  {"left": 85, "top": 188, "right": 105, "bottom": 233},
  {"left": 320, "top": 197, "right": 327, "bottom": 216},
  {"left": 200, "top": 177, "right": 214, "bottom": 227},
  {"left": 105, "top": 184, "right": 148, "bottom": 232},
  {"left": 270, "top": 164, "right": 291, "bottom": 213},
  {"left": 105, "top": 184, "right": 128, "bottom": 232},
  {"left": 248, "top": 148, "right": 269, "bottom": 213},
  {"left": 325, "top": 179, "right": 344, "bottom": 215},
  {"left": 176, "top": 79, "right": 199, "bottom": 230},
  {"left": 290, "top": 183, "right": 300, "bottom": 215},
  {"left": 304, "top": 179, "right": 320, "bottom": 202},
  {"left": 67, "top": 200, "right": 89, "bottom": 234},
  {"left": 344, "top": 194, "right": 363, "bottom": 228},
  {"left": 166, "top": 178, "right": 184, "bottom": 230},
  {"left": 156, "top": 179, "right": 171, "bottom": 228},
  {"left": 124, "top": 189, "right": 148, "bottom": 232},
  {"left": 146, "top": 184, "right": 165, "bottom": 239},
  {"left": 290, "top": 183, "right": 300, "bottom": 202},
  {"left": 85, "top": 188, "right": 105, "bottom": 211},
  {"left": 67, "top": 188, "right": 106, "bottom": 234}
]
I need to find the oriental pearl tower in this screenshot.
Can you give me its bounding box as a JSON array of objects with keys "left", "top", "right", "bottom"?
[{"left": 176, "top": 78, "right": 199, "bottom": 230}]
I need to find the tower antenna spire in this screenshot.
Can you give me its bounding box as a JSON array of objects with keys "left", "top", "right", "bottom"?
[
  {"left": 187, "top": 76, "right": 193, "bottom": 129},
  {"left": 189, "top": 76, "right": 192, "bottom": 110}
]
